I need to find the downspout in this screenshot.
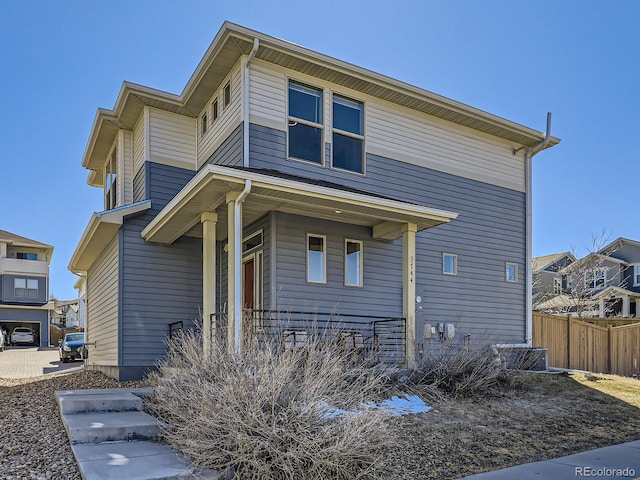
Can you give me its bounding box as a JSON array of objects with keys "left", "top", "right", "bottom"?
[
  {"left": 497, "top": 112, "right": 553, "bottom": 350},
  {"left": 243, "top": 38, "right": 260, "bottom": 167},
  {"left": 233, "top": 180, "right": 252, "bottom": 352}
]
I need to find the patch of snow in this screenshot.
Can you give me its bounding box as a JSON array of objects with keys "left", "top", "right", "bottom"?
[{"left": 318, "top": 394, "right": 431, "bottom": 419}]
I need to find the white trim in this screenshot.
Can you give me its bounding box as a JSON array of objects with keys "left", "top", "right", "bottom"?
[
  {"left": 344, "top": 239, "right": 363, "bottom": 287},
  {"left": 287, "top": 78, "right": 325, "bottom": 166},
  {"left": 331, "top": 92, "right": 366, "bottom": 175},
  {"left": 306, "top": 233, "right": 326, "bottom": 284},
  {"left": 633, "top": 263, "right": 640, "bottom": 287},
  {"left": 443, "top": 253, "right": 457, "bottom": 276}
]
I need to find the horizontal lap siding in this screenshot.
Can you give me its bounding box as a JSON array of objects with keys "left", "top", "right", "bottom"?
[
  {"left": 205, "top": 123, "right": 243, "bottom": 167},
  {"left": 133, "top": 163, "right": 146, "bottom": 203},
  {"left": 87, "top": 233, "right": 119, "bottom": 365},
  {"left": 148, "top": 108, "right": 196, "bottom": 170},
  {"left": 275, "top": 214, "right": 402, "bottom": 318},
  {"left": 133, "top": 113, "right": 145, "bottom": 176},
  {"left": 120, "top": 162, "right": 202, "bottom": 367},
  {"left": 251, "top": 124, "right": 526, "bottom": 343}
]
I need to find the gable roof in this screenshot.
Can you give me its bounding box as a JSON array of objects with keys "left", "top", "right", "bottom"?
[
  {"left": 0, "top": 229, "right": 53, "bottom": 250},
  {"left": 82, "top": 22, "right": 560, "bottom": 186},
  {"left": 532, "top": 252, "right": 575, "bottom": 273},
  {"left": 599, "top": 237, "right": 640, "bottom": 256}
]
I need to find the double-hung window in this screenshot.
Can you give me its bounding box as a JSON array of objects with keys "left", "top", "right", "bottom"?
[
  {"left": 307, "top": 234, "right": 326, "bottom": 283},
  {"left": 585, "top": 268, "right": 606, "bottom": 289},
  {"left": 345, "top": 240, "right": 363, "bottom": 286},
  {"left": 332, "top": 94, "right": 364, "bottom": 173},
  {"left": 553, "top": 277, "right": 562, "bottom": 295},
  {"left": 14, "top": 278, "right": 38, "bottom": 298},
  {"left": 633, "top": 264, "right": 640, "bottom": 286},
  {"left": 288, "top": 81, "right": 323, "bottom": 164}
]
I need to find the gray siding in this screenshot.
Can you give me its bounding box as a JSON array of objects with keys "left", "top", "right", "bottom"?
[
  {"left": 87, "top": 233, "right": 119, "bottom": 366},
  {"left": 119, "top": 161, "right": 202, "bottom": 370},
  {"left": 133, "top": 163, "right": 147, "bottom": 203},
  {"left": 204, "top": 123, "right": 243, "bottom": 168},
  {"left": 0, "top": 274, "right": 47, "bottom": 305},
  {"left": 0, "top": 308, "right": 49, "bottom": 347},
  {"left": 610, "top": 243, "right": 640, "bottom": 264},
  {"left": 251, "top": 123, "right": 527, "bottom": 344}
]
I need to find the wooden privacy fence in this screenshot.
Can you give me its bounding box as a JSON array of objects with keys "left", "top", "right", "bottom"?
[{"left": 532, "top": 312, "right": 640, "bottom": 376}]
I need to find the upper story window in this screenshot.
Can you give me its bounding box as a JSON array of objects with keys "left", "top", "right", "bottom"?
[
  {"left": 14, "top": 278, "right": 38, "bottom": 298},
  {"left": 633, "top": 264, "right": 640, "bottom": 286},
  {"left": 332, "top": 94, "right": 364, "bottom": 174},
  {"left": 201, "top": 112, "right": 208, "bottom": 136},
  {"left": 223, "top": 82, "right": 231, "bottom": 108},
  {"left": 288, "top": 81, "right": 323, "bottom": 164},
  {"left": 16, "top": 252, "right": 38, "bottom": 260},
  {"left": 105, "top": 149, "right": 117, "bottom": 211},
  {"left": 212, "top": 99, "right": 219, "bottom": 122},
  {"left": 506, "top": 262, "right": 518, "bottom": 283},
  {"left": 443, "top": 253, "right": 457, "bottom": 275},
  {"left": 585, "top": 268, "right": 606, "bottom": 289},
  {"left": 553, "top": 277, "right": 562, "bottom": 295}
]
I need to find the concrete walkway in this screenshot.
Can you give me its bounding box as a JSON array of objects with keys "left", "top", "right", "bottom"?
[
  {"left": 459, "top": 440, "right": 640, "bottom": 479},
  {"left": 0, "top": 346, "right": 84, "bottom": 378}
]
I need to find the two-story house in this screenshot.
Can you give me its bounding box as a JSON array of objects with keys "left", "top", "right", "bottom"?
[
  {"left": 0, "top": 229, "right": 53, "bottom": 347},
  {"left": 69, "top": 22, "right": 559, "bottom": 381}
]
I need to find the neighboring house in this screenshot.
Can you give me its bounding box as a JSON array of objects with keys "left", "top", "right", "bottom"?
[
  {"left": 532, "top": 252, "right": 576, "bottom": 300},
  {"left": 74, "top": 276, "right": 87, "bottom": 330},
  {"left": 69, "top": 22, "right": 559, "bottom": 381},
  {"left": 542, "top": 238, "right": 640, "bottom": 318},
  {"left": 50, "top": 299, "right": 80, "bottom": 328},
  {"left": 0, "top": 229, "right": 53, "bottom": 347}
]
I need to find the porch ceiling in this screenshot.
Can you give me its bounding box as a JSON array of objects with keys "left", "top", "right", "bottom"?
[{"left": 141, "top": 165, "right": 458, "bottom": 244}]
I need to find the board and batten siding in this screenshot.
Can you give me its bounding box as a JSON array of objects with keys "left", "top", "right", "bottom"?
[
  {"left": 250, "top": 123, "right": 527, "bottom": 343},
  {"left": 197, "top": 64, "right": 243, "bottom": 169},
  {"left": 148, "top": 107, "right": 197, "bottom": 171},
  {"left": 87, "top": 233, "right": 119, "bottom": 366},
  {"left": 247, "top": 59, "right": 525, "bottom": 193}
]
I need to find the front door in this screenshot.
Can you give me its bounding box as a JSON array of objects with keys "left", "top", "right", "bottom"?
[{"left": 243, "top": 257, "right": 255, "bottom": 339}]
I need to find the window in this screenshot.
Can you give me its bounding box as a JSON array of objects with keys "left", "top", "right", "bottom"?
[
  {"left": 288, "top": 81, "right": 323, "bottom": 164},
  {"left": 201, "top": 112, "right": 208, "bottom": 136},
  {"left": 443, "top": 253, "right": 457, "bottom": 275},
  {"left": 633, "top": 264, "right": 640, "bottom": 286},
  {"left": 345, "top": 240, "right": 363, "bottom": 286},
  {"left": 307, "top": 234, "right": 326, "bottom": 283},
  {"left": 585, "top": 269, "right": 606, "bottom": 289},
  {"left": 224, "top": 82, "right": 231, "bottom": 108},
  {"left": 553, "top": 277, "right": 562, "bottom": 295},
  {"left": 16, "top": 252, "right": 38, "bottom": 260},
  {"left": 506, "top": 262, "right": 518, "bottom": 283},
  {"left": 212, "top": 99, "right": 219, "bottom": 122},
  {"left": 332, "top": 94, "right": 364, "bottom": 173},
  {"left": 105, "top": 149, "right": 117, "bottom": 210},
  {"left": 14, "top": 278, "right": 38, "bottom": 298},
  {"left": 242, "top": 231, "right": 263, "bottom": 253}
]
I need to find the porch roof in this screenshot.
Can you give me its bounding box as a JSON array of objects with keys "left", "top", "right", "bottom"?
[
  {"left": 141, "top": 165, "right": 458, "bottom": 243},
  {"left": 592, "top": 286, "right": 640, "bottom": 300}
]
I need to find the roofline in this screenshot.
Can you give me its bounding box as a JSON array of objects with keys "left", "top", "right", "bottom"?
[
  {"left": 81, "top": 22, "right": 560, "bottom": 179},
  {"left": 533, "top": 251, "right": 576, "bottom": 272}
]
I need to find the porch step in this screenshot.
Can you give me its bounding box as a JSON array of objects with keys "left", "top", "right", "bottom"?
[
  {"left": 57, "top": 389, "right": 218, "bottom": 480},
  {"left": 57, "top": 391, "right": 143, "bottom": 415},
  {"left": 62, "top": 410, "right": 161, "bottom": 444}
]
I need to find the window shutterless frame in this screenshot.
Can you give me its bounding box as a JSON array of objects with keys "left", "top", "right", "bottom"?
[
  {"left": 332, "top": 93, "right": 365, "bottom": 174},
  {"left": 306, "top": 234, "right": 326, "bottom": 284},
  {"left": 443, "top": 253, "right": 457, "bottom": 275},
  {"left": 223, "top": 82, "right": 231, "bottom": 109},
  {"left": 345, "top": 239, "right": 363, "bottom": 287},
  {"left": 506, "top": 262, "right": 518, "bottom": 283},
  {"left": 287, "top": 80, "right": 324, "bottom": 165},
  {"left": 633, "top": 264, "right": 640, "bottom": 286}
]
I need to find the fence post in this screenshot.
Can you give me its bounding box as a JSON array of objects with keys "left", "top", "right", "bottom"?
[
  {"left": 566, "top": 314, "right": 572, "bottom": 369},
  {"left": 607, "top": 325, "right": 613, "bottom": 374}
]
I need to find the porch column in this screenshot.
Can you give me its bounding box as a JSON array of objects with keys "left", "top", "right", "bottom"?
[
  {"left": 636, "top": 299, "right": 640, "bottom": 318},
  {"left": 402, "top": 223, "right": 417, "bottom": 369},
  {"left": 226, "top": 192, "right": 243, "bottom": 354},
  {"left": 201, "top": 212, "right": 217, "bottom": 356},
  {"left": 622, "top": 295, "right": 630, "bottom": 318},
  {"left": 599, "top": 299, "right": 605, "bottom": 318}
]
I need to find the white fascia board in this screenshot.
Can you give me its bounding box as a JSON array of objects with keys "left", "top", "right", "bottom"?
[{"left": 592, "top": 285, "right": 640, "bottom": 299}]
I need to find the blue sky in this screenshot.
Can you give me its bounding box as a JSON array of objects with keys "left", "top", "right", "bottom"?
[{"left": 1, "top": 0, "right": 639, "bottom": 299}]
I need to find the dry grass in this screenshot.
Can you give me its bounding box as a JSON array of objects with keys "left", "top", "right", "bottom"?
[
  {"left": 147, "top": 331, "right": 397, "bottom": 480},
  {"left": 571, "top": 372, "right": 640, "bottom": 407}
]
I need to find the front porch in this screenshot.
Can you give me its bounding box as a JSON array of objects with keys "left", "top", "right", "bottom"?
[
  {"left": 594, "top": 286, "right": 640, "bottom": 318},
  {"left": 142, "top": 165, "right": 458, "bottom": 367}
]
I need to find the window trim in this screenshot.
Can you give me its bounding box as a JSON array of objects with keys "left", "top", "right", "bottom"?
[
  {"left": 344, "top": 239, "right": 364, "bottom": 287},
  {"left": 14, "top": 278, "right": 38, "bottom": 298},
  {"left": 306, "top": 233, "right": 327, "bottom": 284},
  {"left": 212, "top": 99, "right": 219, "bottom": 122},
  {"left": 223, "top": 82, "right": 231, "bottom": 109},
  {"left": 287, "top": 79, "right": 325, "bottom": 166},
  {"left": 584, "top": 268, "right": 606, "bottom": 289},
  {"left": 633, "top": 263, "right": 640, "bottom": 287},
  {"left": 506, "top": 262, "right": 518, "bottom": 283},
  {"left": 201, "top": 112, "right": 208, "bottom": 136},
  {"left": 553, "top": 276, "right": 562, "bottom": 295},
  {"left": 242, "top": 230, "right": 264, "bottom": 254},
  {"left": 331, "top": 93, "right": 366, "bottom": 175},
  {"left": 443, "top": 253, "right": 457, "bottom": 276}
]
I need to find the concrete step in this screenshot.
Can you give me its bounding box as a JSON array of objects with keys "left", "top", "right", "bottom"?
[
  {"left": 71, "top": 441, "right": 219, "bottom": 480},
  {"left": 57, "top": 391, "right": 143, "bottom": 415},
  {"left": 63, "top": 411, "right": 160, "bottom": 444}
]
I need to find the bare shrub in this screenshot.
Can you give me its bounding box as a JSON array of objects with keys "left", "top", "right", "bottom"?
[
  {"left": 147, "top": 329, "right": 396, "bottom": 479},
  {"left": 410, "top": 343, "right": 532, "bottom": 397}
]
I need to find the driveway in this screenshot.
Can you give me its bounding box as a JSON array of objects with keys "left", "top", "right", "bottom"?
[{"left": 0, "top": 347, "right": 84, "bottom": 378}]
